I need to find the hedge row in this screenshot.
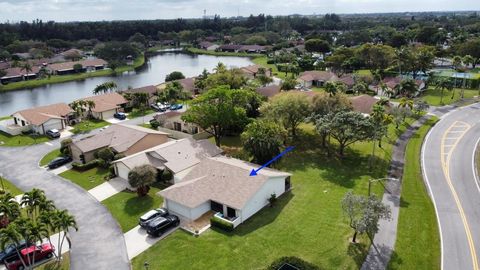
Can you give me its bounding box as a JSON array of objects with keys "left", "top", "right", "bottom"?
[
  {"left": 210, "top": 215, "right": 234, "bottom": 231},
  {"left": 72, "top": 159, "right": 100, "bottom": 171}
]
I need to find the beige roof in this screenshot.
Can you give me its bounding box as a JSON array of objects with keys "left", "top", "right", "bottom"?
[
  {"left": 79, "top": 93, "right": 127, "bottom": 113},
  {"left": 123, "top": 85, "right": 159, "bottom": 96},
  {"left": 299, "top": 71, "right": 337, "bottom": 82},
  {"left": 72, "top": 124, "right": 168, "bottom": 153},
  {"left": 13, "top": 103, "right": 73, "bottom": 126},
  {"left": 349, "top": 95, "right": 381, "bottom": 115},
  {"left": 256, "top": 85, "right": 281, "bottom": 98},
  {"left": 114, "top": 138, "right": 222, "bottom": 173},
  {"left": 48, "top": 59, "right": 107, "bottom": 72},
  {"left": 159, "top": 156, "right": 291, "bottom": 209}
]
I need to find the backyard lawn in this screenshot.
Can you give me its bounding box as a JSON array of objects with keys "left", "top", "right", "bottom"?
[
  {"left": 252, "top": 56, "right": 289, "bottom": 80},
  {"left": 388, "top": 117, "right": 440, "bottom": 269},
  {"left": 0, "top": 176, "right": 23, "bottom": 196},
  {"left": 0, "top": 131, "right": 50, "bottom": 147},
  {"left": 131, "top": 120, "right": 414, "bottom": 269},
  {"left": 59, "top": 167, "right": 109, "bottom": 190},
  {"left": 102, "top": 185, "right": 164, "bottom": 232},
  {"left": 70, "top": 119, "right": 109, "bottom": 134},
  {"left": 39, "top": 149, "right": 63, "bottom": 166},
  {"left": 420, "top": 87, "right": 478, "bottom": 106}
]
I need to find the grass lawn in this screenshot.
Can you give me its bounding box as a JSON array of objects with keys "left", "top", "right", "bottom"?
[
  {"left": 252, "top": 56, "right": 290, "bottom": 80},
  {"left": 420, "top": 87, "right": 478, "bottom": 106},
  {"left": 102, "top": 184, "right": 164, "bottom": 232},
  {"left": 39, "top": 149, "right": 63, "bottom": 166},
  {"left": 355, "top": 69, "right": 373, "bottom": 76},
  {"left": 59, "top": 167, "right": 109, "bottom": 190},
  {"left": 0, "top": 116, "right": 12, "bottom": 120},
  {"left": 131, "top": 120, "right": 414, "bottom": 270},
  {"left": 0, "top": 131, "right": 50, "bottom": 147},
  {"left": 0, "top": 176, "right": 23, "bottom": 196},
  {"left": 37, "top": 252, "right": 70, "bottom": 270},
  {"left": 187, "top": 47, "right": 262, "bottom": 58},
  {"left": 70, "top": 119, "right": 109, "bottom": 134},
  {"left": 388, "top": 117, "right": 440, "bottom": 269},
  {"left": 127, "top": 109, "right": 155, "bottom": 119}
]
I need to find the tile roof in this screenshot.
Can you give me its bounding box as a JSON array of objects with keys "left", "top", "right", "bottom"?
[
  {"left": 1, "top": 66, "right": 41, "bottom": 79},
  {"left": 349, "top": 95, "right": 381, "bottom": 115},
  {"left": 48, "top": 59, "right": 107, "bottom": 72},
  {"left": 299, "top": 71, "right": 337, "bottom": 82},
  {"left": 13, "top": 103, "right": 73, "bottom": 126},
  {"left": 122, "top": 85, "right": 158, "bottom": 96},
  {"left": 256, "top": 85, "right": 281, "bottom": 98},
  {"left": 159, "top": 156, "right": 291, "bottom": 209},
  {"left": 79, "top": 93, "right": 127, "bottom": 113},
  {"left": 72, "top": 124, "right": 168, "bottom": 153}
]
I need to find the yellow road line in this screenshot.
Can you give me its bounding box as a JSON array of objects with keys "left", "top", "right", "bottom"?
[{"left": 441, "top": 121, "right": 478, "bottom": 270}]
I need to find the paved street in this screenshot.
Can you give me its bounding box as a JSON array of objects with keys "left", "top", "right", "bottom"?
[
  {"left": 423, "top": 103, "right": 480, "bottom": 270},
  {"left": 0, "top": 142, "right": 130, "bottom": 270}
]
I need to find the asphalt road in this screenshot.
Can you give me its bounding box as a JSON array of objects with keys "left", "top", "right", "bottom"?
[
  {"left": 423, "top": 103, "right": 480, "bottom": 270},
  {"left": 0, "top": 141, "right": 130, "bottom": 270}
]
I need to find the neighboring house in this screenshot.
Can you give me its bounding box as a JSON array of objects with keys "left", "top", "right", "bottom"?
[
  {"left": 47, "top": 59, "right": 108, "bottom": 75},
  {"left": 158, "top": 77, "right": 198, "bottom": 96},
  {"left": 217, "top": 44, "right": 243, "bottom": 52},
  {"left": 154, "top": 111, "right": 202, "bottom": 135},
  {"left": 373, "top": 77, "right": 426, "bottom": 96},
  {"left": 198, "top": 41, "right": 219, "bottom": 51},
  {"left": 241, "top": 65, "right": 272, "bottom": 79},
  {"left": 0, "top": 66, "right": 41, "bottom": 84},
  {"left": 70, "top": 124, "right": 169, "bottom": 163},
  {"left": 78, "top": 93, "right": 128, "bottom": 120},
  {"left": 349, "top": 95, "right": 388, "bottom": 115},
  {"left": 256, "top": 85, "right": 281, "bottom": 98},
  {"left": 298, "top": 71, "right": 337, "bottom": 88},
  {"left": 113, "top": 138, "right": 222, "bottom": 184},
  {"left": 238, "top": 45, "right": 267, "bottom": 54},
  {"left": 159, "top": 156, "right": 292, "bottom": 228},
  {"left": 122, "top": 85, "right": 159, "bottom": 104},
  {"left": 5, "top": 103, "right": 74, "bottom": 135},
  {"left": 60, "top": 49, "right": 84, "bottom": 60}
]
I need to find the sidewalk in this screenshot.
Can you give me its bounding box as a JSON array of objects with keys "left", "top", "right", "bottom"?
[
  {"left": 361, "top": 115, "right": 431, "bottom": 270},
  {"left": 88, "top": 177, "right": 128, "bottom": 201}
]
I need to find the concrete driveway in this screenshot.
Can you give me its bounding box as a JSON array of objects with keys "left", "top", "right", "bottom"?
[
  {"left": 0, "top": 142, "right": 130, "bottom": 270},
  {"left": 89, "top": 177, "right": 128, "bottom": 201},
  {"left": 124, "top": 225, "right": 178, "bottom": 259}
]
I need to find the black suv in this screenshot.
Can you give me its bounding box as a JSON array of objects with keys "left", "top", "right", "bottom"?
[
  {"left": 145, "top": 214, "right": 179, "bottom": 237},
  {"left": 0, "top": 241, "right": 28, "bottom": 263},
  {"left": 139, "top": 208, "right": 168, "bottom": 228},
  {"left": 47, "top": 156, "right": 72, "bottom": 169}
]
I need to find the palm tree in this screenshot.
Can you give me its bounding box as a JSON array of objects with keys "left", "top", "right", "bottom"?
[
  {"left": 324, "top": 82, "right": 337, "bottom": 97},
  {"left": 54, "top": 210, "right": 78, "bottom": 261},
  {"left": 463, "top": 55, "right": 474, "bottom": 69},
  {"left": 93, "top": 81, "right": 117, "bottom": 95},
  {"left": 21, "top": 189, "right": 46, "bottom": 220},
  {"left": 214, "top": 62, "right": 227, "bottom": 74},
  {"left": 452, "top": 55, "right": 463, "bottom": 71},
  {"left": 26, "top": 222, "right": 48, "bottom": 267},
  {"left": 434, "top": 77, "right": 454, "bottom": 105},
  {"left": 21, "top": 63, "right": 33, "bottom": 81},
  {"left": 85, "top": 100, "right": 96, "bottom": 117},
  {"left": 0, "top": 193, "right": 21, "bottom": 228},
  {"left": 38, "top": 211, "right": 59, "bottom": 259},
  {"left": 399, "top": 97, "right": 414, "bottom": 121},
  {"left": 396, "top": 79, "right": 418, "bottom": 97},
  {"left": 0, "top": 225, "right": 28, "bottom": 269}
]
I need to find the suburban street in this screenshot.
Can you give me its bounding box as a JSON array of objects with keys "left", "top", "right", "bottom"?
[{"left": 423, "top": 103, "right": 480, "bottom": 270}]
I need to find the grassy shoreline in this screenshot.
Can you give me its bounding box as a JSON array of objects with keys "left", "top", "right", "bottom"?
[
  {"left": 388, "top": 117, "right": 440, "bottom": 269},
  {"left": 0, "top": 54, "right": 145, "bottom": 92},
  {"left": 186, "top": 47, "right": 263, "bottom": 58}
]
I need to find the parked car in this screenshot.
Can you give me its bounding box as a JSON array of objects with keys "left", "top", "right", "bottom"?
[
  {"left": 45, "top": 129, "right": 60, "bottom": 139},
  {"left": 150, "top": 103, "right": 161, "bottom": 111},
  {"left": 5, "top": 243, "right": 54, "bottom": 270},
  {"left": 170, "top": 104, "right": 183, "bottom": 111},
  {"left": 139, "top": 208, "right": 168, "bottom": 228},
  {"left": 113, "top": 112, "right": 126, "bottom": 120},
  {"left": 145, "top": 214, "right": 179, "bottom": 237},
  {"left": 47, "top": 156, "right": 72, "bottom": 169},
  {"left": 157, "top": 103, "right": 169, "bottom": 112},
  {"left": 0, "top": 241, "right": 28, "bottom": 263}
]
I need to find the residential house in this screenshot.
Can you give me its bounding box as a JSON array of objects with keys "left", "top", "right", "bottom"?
[
  {"left": 154, "top": 111, "right": 202, "bottom": 135},
  {"left": 298, "top": 71, "right": 337, "bottom": 88},
  {"left": 217, "top": 44, "right": 243, "bottom": 53},
  {"left": 159, "top": 156, "right": 292, "bottom": 228},
  {"left": 78, "top": 93, "right": 128, "bottom": 120},
  {"left": 122, "top": 85, "right": 159, "bottom": 104},
  {"left": 47, "top": 59, "right": 107, "bottom": 75},
  {"left": 349, "top": 95, "right": 388, "bottom": 115},
  {"left": 238, "top": 45, "right": 267, "bottom": 54},
  {"left": 240, "top": 65, "right": 272, "bottom": 79},
  {"left": 69, "top": 124, "right": 169, "bottom": 164},
  {"left": 256, "top": 85, "right": 281, "bottom": 98},
  {"left": 374, "top": 77, "right": 426, "bottom": 96},
  {"left": 158, "top": 77, "right": 198, "bottom": 96},
  {"left": 60, "top": 49, "right": 84, "bottom": 60},
  {"left": 113, "top": 138, "right": 222, "bottom": 184},
  {"left": 0, "top": 66, "right": 41, "bottom": 84},
  {"left": 6, "top": 103, "right": 74, "bottom": 135},
  {"left": 198, "top": 41, "right": 219, "bottom": 51}
]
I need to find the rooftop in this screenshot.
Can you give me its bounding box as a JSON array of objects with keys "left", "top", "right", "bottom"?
[
  {"left": 79, "top": 92, "right": 127, "bottom": 113},
  {"left": 13, "top": 103, "right": 73, "bottom": 125}
]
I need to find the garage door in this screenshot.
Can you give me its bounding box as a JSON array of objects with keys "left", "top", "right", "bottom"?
[
  {"left": 102, "top": 109, "right": 116, "bottom": 120},
  {"left": 42, "top": 119, "right": 63, "bottom": 134}
]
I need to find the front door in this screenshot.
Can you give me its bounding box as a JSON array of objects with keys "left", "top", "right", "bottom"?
[
  {"left": 227, "top": 207, "right": 236, "bottom": 219},
  {"left": 211, "top": 201, "right": 223, "bottom": 214}
]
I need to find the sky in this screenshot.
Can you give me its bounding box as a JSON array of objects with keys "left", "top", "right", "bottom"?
[{"left": 0, "top": 0, "right": 476, "bottom": 22}]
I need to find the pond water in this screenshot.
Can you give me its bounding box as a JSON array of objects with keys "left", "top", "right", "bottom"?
[{"left": 0, "top": 53, "right": 254, "bottom": 115}]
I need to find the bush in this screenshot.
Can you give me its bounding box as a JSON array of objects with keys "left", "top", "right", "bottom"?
[
  {"left": 210, "top": 215, "right": 234, "bottom": 232},
  {"left": 60, "top": 138, "right": 73, "bottom": 156},
  {"left": 150, "top": 120, "right": 160, "bottom": 129},
  {"left": 266, "top": 59, "right": 275, "bottom": 64},
  {"left": 72, "top": 159, "right": 100, "bottom": 171},
  {"left": 114, "top": 153, "right": 126, "bottom": 160},
  {"left": 266, "top": 256, "right": 321, "bottom": 270}
]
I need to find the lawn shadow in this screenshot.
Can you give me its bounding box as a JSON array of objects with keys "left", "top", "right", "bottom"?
[
  {"left": 347, "top": 242, "right": 369, "bottom": 269},
  {"left": 124, "top": 193, "right": 155, "bottom": 215}
]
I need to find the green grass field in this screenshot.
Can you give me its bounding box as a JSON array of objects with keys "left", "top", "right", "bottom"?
[
  {"left": 59, "top": 167, "right": 109, "bottom": 190},
  {"left": 388, "top": 117, "right": 440, "bottom": 269},
  {"left": 0, "top": 176, "right": 23, "bottom": 196},
  {"left": 39, "top": 149, "right": 63, "bottom": 166},
  {"left": 252, "top": 56, "right": 289, "bottom": 80},
  {"left": 127, "top": 109, "right": 155, "bottom": 119},
  {"left": 102, "top": 185, "right": 164, "bottom": 232},
  {"left": 0, "top": 131, "right": 50, "bottom": 147},
  {"left": 70, "top": 119, "right": 109, "bottom": 134},
  {"left": 420, "top": 87, "right": 478, "bottom": 106},
  {"left": 187, "top": 47, "right": 262, "bottom": 58},
  {"left": 130, "top": 120, "right": 413, "bottom": 269}
]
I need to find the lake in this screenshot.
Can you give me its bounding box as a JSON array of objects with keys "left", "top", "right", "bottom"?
[{"left": 0, "top": 53, "right": 254, "bottom": 116}]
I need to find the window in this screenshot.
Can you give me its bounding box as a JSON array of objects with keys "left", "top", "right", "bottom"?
[
  {"left": 191, "top": 126, "right": 199, "bottom": 134},
  {"left": 211, "top": 201, "right": 223, "bottom": 214},
  {"left": 227, "top": 207, "right": 236, "bottom": 218},
  {"left": 173, "top": 122, "right": 182, "bottom": 131}
]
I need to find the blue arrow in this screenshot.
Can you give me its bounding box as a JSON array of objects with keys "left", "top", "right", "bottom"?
[{"left": 249, "top": 146, "right": 295, "bottom": 176}]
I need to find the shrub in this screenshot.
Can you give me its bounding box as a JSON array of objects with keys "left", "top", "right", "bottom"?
[
  {"left": 266, "top": 256, "right": 321, "bottom": 270},
  {"left": 60, "top": 138, "right": 73, "bottom": 156},
  {"left": 72, "top": 159, "right": 100, "bottom": 171},
  {"left": 113, "top": 153, "right": 126, "bottom": 160},
  {"left": 266, "top": 59, "right": 275, "bottom": 64},
  {"left": 210, "top": 215, "right": 234, "bottom": 232},
  {"left": 150, "top": 120, "right": 160, "bottom": 129},
  {"left": 268, "top": 193, "right": 277, "bottom": 207}
]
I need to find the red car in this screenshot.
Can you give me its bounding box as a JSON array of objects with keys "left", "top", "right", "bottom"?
[{"left": 5, "top": 243, "right": 55, "bottom": 270}]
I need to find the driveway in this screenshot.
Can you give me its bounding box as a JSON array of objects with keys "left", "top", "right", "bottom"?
[
  {"left": 124, "top": 225, "right": 178, "bottom": 259},
  {"left": 0, "top": 142, "right": 130, "bottom": 270},
  {"left": 89, "top": 177, "right": 128, "bottom": 201}
]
